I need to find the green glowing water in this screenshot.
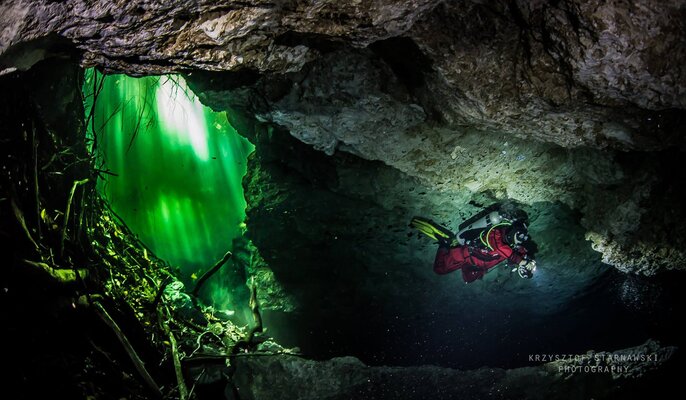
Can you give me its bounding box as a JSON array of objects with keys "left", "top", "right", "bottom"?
[{"left": 83, "top": 70, "right": 253, "bottom": 308}]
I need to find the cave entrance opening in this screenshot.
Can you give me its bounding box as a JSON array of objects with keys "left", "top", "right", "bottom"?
[{"left": 82, "top": 69, "right": 254, "bottom": 310}]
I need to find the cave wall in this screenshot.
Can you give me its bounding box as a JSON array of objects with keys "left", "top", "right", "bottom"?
[
  {"left": 0, "top": 55, "right": 682, "bottom": 399},
  {"left": 231, "top": 340, "right": 677, "bottom": 400},
  {"left": 2, "top": 1, "right": 686, "bottom": 397},
  {"left": 1, "top": 0, "right": 684, "bottom": 347},
  {"left": 189, "top": 103, "right": 617, "bottom": 368},
  {"left": 233, "top": 115, "right": 608, "bottom": 314},
  {"left": 0, "top": 0, "right": 440, "bottom": 74},
  {"left": 189, "top": 42, "right": 685, "bottom": 290},
  {"left": 3, "top": 1, "right": 686, "bottom": 274},
  {"left": 179, "top": 1, "right": 686, "bottom": 275}
]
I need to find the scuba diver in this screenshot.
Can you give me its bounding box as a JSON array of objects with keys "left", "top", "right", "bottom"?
[{"left": 410, "top": 205, "right": 537, "bottom": 283}]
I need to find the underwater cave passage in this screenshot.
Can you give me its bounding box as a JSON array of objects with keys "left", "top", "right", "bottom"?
[{"left": 82, "top": 69, "right": 254, "bottom": 310}]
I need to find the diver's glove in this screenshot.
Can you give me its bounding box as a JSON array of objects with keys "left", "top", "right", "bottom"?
[{"left": 516, "top": 259, "right": 536, "bottom": 279}]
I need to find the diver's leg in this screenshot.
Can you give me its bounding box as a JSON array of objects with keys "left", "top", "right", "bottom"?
[
  {"left": 433, "top": 247, "right": 464, "bottom": 275},
  {"left": 461, "top": 266, "right": 484, "bottom": 283}
]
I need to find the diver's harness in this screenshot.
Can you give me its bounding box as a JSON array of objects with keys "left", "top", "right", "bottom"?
[
  {"left": 456, "top": 210, "right": 535, "bottom": 278},
  {"left": 457, "top": 210, "right": 507, "bottom": 246}
]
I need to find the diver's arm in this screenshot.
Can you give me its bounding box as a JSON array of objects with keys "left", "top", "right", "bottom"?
[
  {"left": 509, "top": 246, "right": 528, "bottom": 265},
  {"left": 491, "top": 229, "right": 527, "bottom": 264},
  {"left": 490, "top": 229, "right": 514, "bottom": 258}
]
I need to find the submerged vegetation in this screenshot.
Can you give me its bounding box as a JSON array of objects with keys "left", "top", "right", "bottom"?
[
  {"left": 82, "top": 69, "right": 254, "bottom": 308},
  {"left": 1, "top": 62, "right": 286, "bottom": 399}
]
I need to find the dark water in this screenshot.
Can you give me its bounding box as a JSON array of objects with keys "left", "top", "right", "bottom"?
[{"left": 263, "top": 268, "right": 686, "bottom": 370}]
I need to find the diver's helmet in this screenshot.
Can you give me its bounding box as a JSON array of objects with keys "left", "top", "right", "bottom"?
[{"left": 506, "top": 220, "right": 529, "bottom": 245}]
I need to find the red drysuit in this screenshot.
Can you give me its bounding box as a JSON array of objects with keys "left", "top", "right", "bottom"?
[{"left": 434, "top": 227, "right": 527, "bottom": 283}]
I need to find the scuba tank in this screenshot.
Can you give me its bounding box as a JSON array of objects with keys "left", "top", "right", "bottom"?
[
  {"left": 456, "top": 207, "right": 514, "bottom": 247},
  {"left": 411, "top": 203, "right": 528, "bottom": 248}
]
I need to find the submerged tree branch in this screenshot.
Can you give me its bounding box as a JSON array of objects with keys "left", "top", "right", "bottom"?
[
  {"left": 12, "top": 198, "right": 40, "bottom": 252},
  {"left": 21, "top": 259, "right": 88, "bottom": 284},
  {"left": 151, "top": 276, "right": 173, "bottom": 310},
  {"left": 32, "top": 122, "right": 42, "bottom": 240},
  {"left": 92, "top": 301, "right": 163, "bottom": 397},
  {"left": 158, "top": 307, "right": 189, "bottom": 400},
  {"left": 60, "top": 178, "right": 89, "bottom": 257},
  {"left": 226, "top": 277, "right": 265, "bottom": 368},
  {"left": 191, "top": 250, "right": 233, "bottom": 298},
  {"left": 248, "top": 276, "right": 264, "bottom": 341},
  {"left": 168, "top": 326, "right": 188, "bottom": 400}
]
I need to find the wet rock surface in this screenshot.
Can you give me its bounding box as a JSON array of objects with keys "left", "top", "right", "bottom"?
[
  {"left": 3, "top": 0, "right": 686, "bottom": 272},
  {"left": 0, "top": 0, "right": 438, "bottom": 74},
  {"left": 236, "top": 119, "right": 605, "bottom": 317},
  {"left": 3, "top": 2, "right": 686, "bottom": 398},
  {"left": 231, "top": 339, "right": 678, "bottom": 400}
]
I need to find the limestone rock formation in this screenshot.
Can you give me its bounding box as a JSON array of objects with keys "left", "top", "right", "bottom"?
[
  {"left": 0, "top": 0, "right": 438, "bottom": 75},
  {"left": 183, "top": 1, "right": 686, "bottom": 275},
  {"left": 231, "top": 339, "right": 677, "bottom": 400},
  {"left": 2, "top": 2, "right": 685, "bottom": 274},
  {"left": 2, "top": 2, "right": 686, "bottom": 398}
]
